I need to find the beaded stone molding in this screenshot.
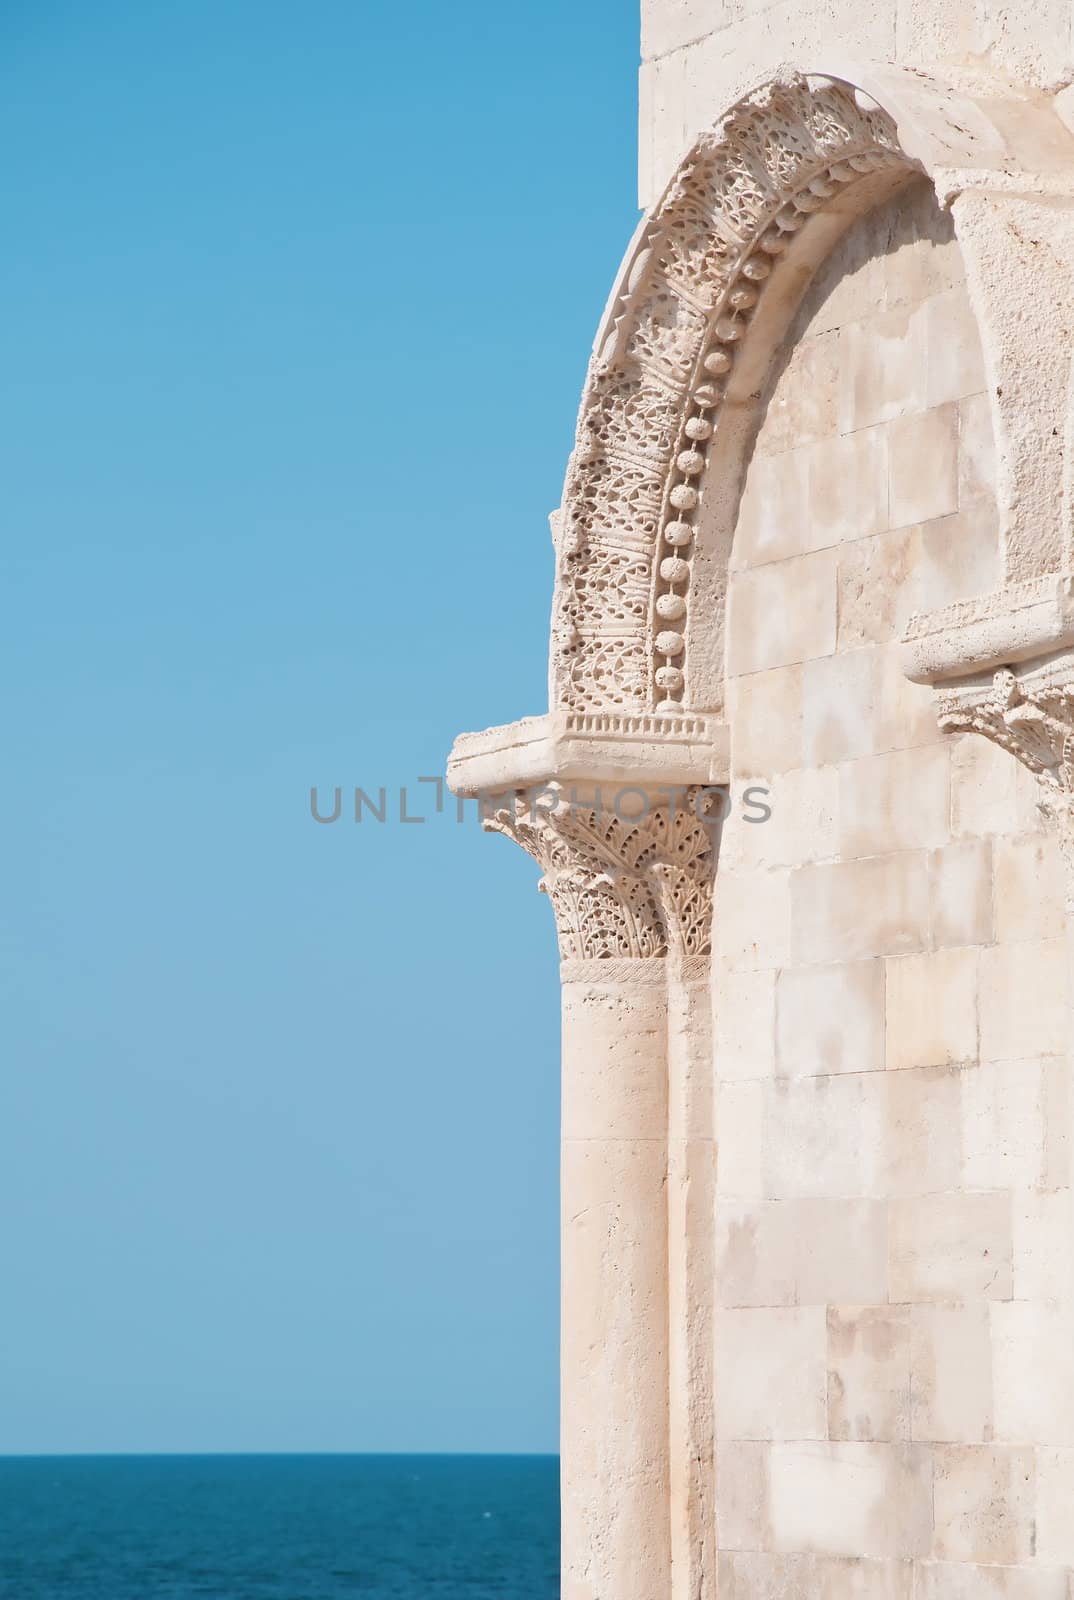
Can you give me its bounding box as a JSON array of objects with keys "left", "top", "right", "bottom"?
[
  {"left": 484, "top": 786, "right": 719, "bottom": 960},
  {"left": 550, "top": 72, "right": 911, "bottom": 715}
]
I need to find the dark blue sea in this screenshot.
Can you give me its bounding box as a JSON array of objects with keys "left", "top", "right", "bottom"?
[{"left": 0, "top": 1455, "right": 560, "bottom": 1599}]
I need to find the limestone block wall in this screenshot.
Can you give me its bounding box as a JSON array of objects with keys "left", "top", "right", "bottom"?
[
  {"left": 638, "top": 0, "right": 1074, "bottom": 204},
  {"left": 711, "top": 180, "right": 1074, "bottom": 1595}
]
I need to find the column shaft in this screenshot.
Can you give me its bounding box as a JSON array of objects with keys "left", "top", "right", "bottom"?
[
  {"left": 560, "top": 962, "right": 672, "bottom": 1600},
  {"left": 667, "top": 961, "right": 715, "bottom": 1600}
]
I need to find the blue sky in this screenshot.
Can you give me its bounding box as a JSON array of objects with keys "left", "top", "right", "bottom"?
[{"left": 0, "top": 1, "right": 640, "bottom": 1453}]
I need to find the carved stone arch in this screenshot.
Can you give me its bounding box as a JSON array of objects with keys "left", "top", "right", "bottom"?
[
  {"left": 548, "top": 64, "right": 1074, "bottom": 720},
  {"left": 445, "top": 59, "right": 1074, "bottom": 1600}
]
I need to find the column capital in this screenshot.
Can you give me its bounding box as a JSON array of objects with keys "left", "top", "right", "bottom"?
[
  {"left": 938, "top": 654, "right": 1074, "bottom": 898},
  {"left": 483, "top": 784, "right": 718, "bottom": 962}
]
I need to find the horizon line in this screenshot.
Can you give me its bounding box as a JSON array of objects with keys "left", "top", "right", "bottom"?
[{"left": 0, "top": 1449, "right": 560, "bottom": 1460}]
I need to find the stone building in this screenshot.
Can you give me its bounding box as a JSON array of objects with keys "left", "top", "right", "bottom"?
[{"left": 449, "top": 3, "right": 1074, "bottom": 1595}]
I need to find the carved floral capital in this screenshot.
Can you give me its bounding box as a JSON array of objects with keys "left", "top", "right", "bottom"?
[{"left": 483, "top": 785, "right": 718, "bottom": 961}]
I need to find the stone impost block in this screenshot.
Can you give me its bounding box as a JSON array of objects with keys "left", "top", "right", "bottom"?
[
  {"left": 902, "top": 575, "right": 1074, "bottom": 685},
  {"left": 446, "top": 709, "right": 729, "bottom": 797}
]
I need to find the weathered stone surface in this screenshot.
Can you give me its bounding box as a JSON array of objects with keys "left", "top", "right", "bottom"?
[
  {"left": 775, "top": 959, "right": 885, "bottom": 1078},
  {"left": 451, "top": 37, "right": 1074, "bottom": 1598},
  {"left": 716, "top": 1199, "right": 890, "bottom": 1308},
  {"left": 827, "top": 1306, "right": 911, "bottom": 1444},
  {"left": 885, "top": 1065, "right": 963, "bottom": 1197},
  {"left": 885, "top": 947, "right": 976, "bottom": 1070},
  {"left": 727, "top": 549, "right": 839, "bottom": 676},
  {"left": 791, "top": 853, "right": 931, "bottom": 964},
  {"left": 766, "top": 1441, "right": 933, "bottom": 1559},
  {"left": 909, "top": 1303, "right": 993, "bottom": 1444},
  {"left": 979, "top": 939, "right": 1066, "bottom": 1061},
  {"left": 931, "top": 1445, "right": 1037, "bottom": 1564},
  {"left": 889, "top": 1192, "right": 1013, "bottom": 1302},
  {"left": 640, "top": 0, "right": 1074, "bottom": 204},
  {"left": 929, "top": 840, "right": 993, "bottom": 949},
  {"left": 716, "top": 1306, "right": 828, "bottom": 1439}
]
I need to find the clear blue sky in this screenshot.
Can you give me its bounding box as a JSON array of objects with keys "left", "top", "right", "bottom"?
[{"left": 0, "top": 1, "right": 640, "bottom": 1453}]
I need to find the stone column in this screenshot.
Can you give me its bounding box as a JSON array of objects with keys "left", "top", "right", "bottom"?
[
  {"left": 484, "top": 784, "right": 717, "bottom": 1600},
  {"left": 665, "top": 956, "right": 716, "bottom": 1600},
  {"left": 559, "top": 958, "right": 672, "bottom": 1600}
]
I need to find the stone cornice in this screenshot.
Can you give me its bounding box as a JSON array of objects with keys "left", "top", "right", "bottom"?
[
  {"left": 446, "top": 710, "right": 728, "bottom": 797},
  {"left": 902, "top": 574, "right": 1074, "bottom": 684},
  {"left": 447, "top": 716, "right": 724, "bottom": 962}
]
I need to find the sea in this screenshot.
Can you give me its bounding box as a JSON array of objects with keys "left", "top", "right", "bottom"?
[{"left": 0, "top": 1455, "right": 560, "bottom": 1599}]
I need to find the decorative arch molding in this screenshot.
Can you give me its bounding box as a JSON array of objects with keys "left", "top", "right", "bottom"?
[
  {"left": 543, "top": 64, "right": 1074, "bottom": 720},
  {"left": 450, "top": 62, "right": 1074, "bottom": 805},
  {"left": 550, "top": 71, "right": 913, "bottom": 716}
]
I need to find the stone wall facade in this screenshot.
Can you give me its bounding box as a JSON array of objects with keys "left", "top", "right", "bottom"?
[
  {"left": 639, "top": 0, "right": 1074, "bottom": 206},
  {"left": 713, "top": 179, "right": 1073, "bottom": 1599},
  {"left": 449, "top": 21, "right": 1074, "bottom": 1600}
]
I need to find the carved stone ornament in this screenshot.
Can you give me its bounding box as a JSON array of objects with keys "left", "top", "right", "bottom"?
[
  {"left": 551, "top": 72, "right": 910, "bottom": 716},
  {"left": 482, "top": 785, "right": 719, "bottom": 960},
  {"left": 450, "top": 62, "right": 1074, "bottom": 962},
  {"left": 938, "top": 660, "right": 1074, "bottom": 897}
]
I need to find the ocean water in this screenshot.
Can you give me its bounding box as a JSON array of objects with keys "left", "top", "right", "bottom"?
[{"left": 0, "top": 1455, "right": 560, "bottom": 1599}]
